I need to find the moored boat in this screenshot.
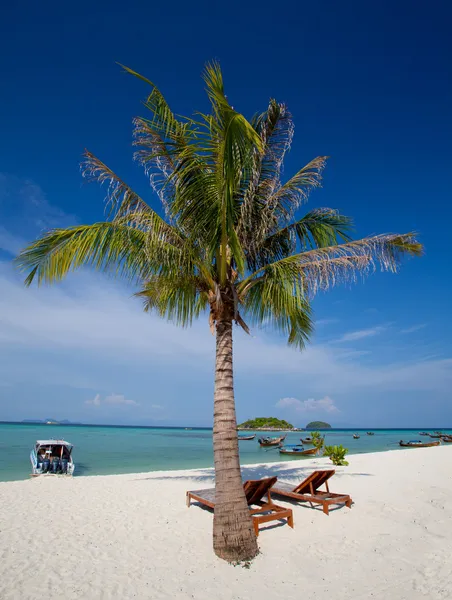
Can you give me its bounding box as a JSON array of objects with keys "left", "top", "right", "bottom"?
[
  {"left": 300, "top": 437, "right": 314, "bottom": 445},
  {"left": 440, "top": 436, "right": 452, "bottom": 443},
  {"left": 279, "top": 445, "right": 318, "bottom": 456},
  {"left": 30, "top": 440, "right": 75, "bottom": 476},
  {"left": 366, "top": 432, "right": 374, "bottom": 436},
  {"left": 238, "top": 434, "right": 256, "bottom": 441},
  {"left": 428, "top": 433, "right": 443, "bottom": 438},
  {"left": 418, "top": 432, "right": 429, "bottom": 436},
  {"left": 399, "top": 439, "right": 441, "bottom": 448},
  {"left": 353, "top": 434, "right": 360, "bottom": 439},
  {"left": 258, "top": 435, "right": 286, "bottom": 447}
]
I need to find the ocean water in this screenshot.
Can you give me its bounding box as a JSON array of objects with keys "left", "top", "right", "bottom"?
[{"left": 0, "top": 422, "right": 450, "bottom": 482}]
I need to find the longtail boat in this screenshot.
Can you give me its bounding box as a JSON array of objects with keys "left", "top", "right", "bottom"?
[
  {"left": 238, "top": 434, "right": 256, "bottom": 441},
  {"left": 353, "top": 434, "right": 360, "bottom": 439},
  {"left": 428, "top": 433, "right": 443, "bottom": 438},
  {"left": 300, "top": 437, "right": 314, "bottom": 445},
  {"left": 418, "top": 432, "right": 429, "bottom": 436},
  {"left": 440, "top": 436, "right": 452, "bottom": 443},
  {"left": 279, "top": 445, "right": 318, "bottom": 456},
  {"left": 366, "top": 432, "right": 374, "bottom": 436},
  {"left": 399, "top": 440, "right": 441, "bottom": 448},
  {"left": 258, "top": 435, "right": 286, "bottom": 447}
]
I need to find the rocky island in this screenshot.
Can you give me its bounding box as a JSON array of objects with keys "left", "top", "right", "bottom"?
[
  {"left": 306, "top": 421, "right": 332, "bottom": 429},
  {"left": 237, "top": 417, "right": 301, "bottom": 431}
]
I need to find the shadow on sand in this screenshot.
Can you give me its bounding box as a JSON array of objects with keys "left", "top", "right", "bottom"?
[{"left": 134, "top": 462, "right": 373, "bottom": 485}]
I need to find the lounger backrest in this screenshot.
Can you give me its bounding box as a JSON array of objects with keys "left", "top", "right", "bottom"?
[
  {"left": 293, "top": 470, "right": 335, "bottom": 494},
  {"left": 244, "top": 477, "right": 278, "bottom": 505}
]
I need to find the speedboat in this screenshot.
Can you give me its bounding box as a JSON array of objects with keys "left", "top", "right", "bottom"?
[{"left": 30, "top": 439, "right": 75, "bottom": 476}]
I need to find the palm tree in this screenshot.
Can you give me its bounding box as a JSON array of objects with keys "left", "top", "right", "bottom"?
[{"left": 16, "top": 63, "right": 421, "bottom": 561}]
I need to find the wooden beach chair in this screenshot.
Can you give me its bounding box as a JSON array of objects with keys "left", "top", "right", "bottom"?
[
  {"left": 270, "top": 470, "right": 352, "bottom": 515},
  {"left": 186, "top": 477, "right": 294, "bottom": 536}
]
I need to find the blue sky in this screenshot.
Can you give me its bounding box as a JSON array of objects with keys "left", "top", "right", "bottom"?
[{"left": 0, "top": 0, "right": 451, "bottom": 427}]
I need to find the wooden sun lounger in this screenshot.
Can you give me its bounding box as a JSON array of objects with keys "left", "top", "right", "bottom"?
[
  {"left": 270, "top": 469, "right": 352, "bottom": 515},
  {"left": 186, "top": 477, "right": 294, "bottom": 536}
]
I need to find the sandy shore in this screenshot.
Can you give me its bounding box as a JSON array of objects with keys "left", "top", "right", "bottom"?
[{"left": 1, "top": 447, "right": 451, "bottom": 600}]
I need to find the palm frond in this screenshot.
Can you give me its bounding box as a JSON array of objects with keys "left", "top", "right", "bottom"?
[
  {"left": 238, "top": 100, "right": 294, "bottom": 250},
  {"left": 120, "top": 64, "right": 190, "bottom": 139},
  {"left": 136, "top": 274, "right": 210, "bottom": 326},
  {"left": 240, "top": 268, "right": 313, "bottom": 349},
  {"left": 269, "top": 156, "right": 328, "bottom": 226},
  {"left": 81, "top": 151, "right": 181, "bottom": 246},
  {"left": 132, "top": 117, "right": 177, "bottom": 218},
  {"left": 239, "top": 232, "right": 422, "bottom": 299},
  {"left": 247, "top": 209, "right": 353, "bottom": 270},
  {"left": 16, "top": 223, "right": 152, "bottom": 285}
]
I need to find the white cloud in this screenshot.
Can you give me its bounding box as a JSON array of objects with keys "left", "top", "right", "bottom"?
[
  {"left": 316, "top": 319, "right": 339, "bottom": 326},
  {"left": 85, "top": 393, "right": 139, "bottom": 407},
  {"left": 277, "top": 396, "right": 339, "bottom": 414},
  {"left": 401, "top": 324, "right": 427, "bottom": 334},
  {"left": 85, "top": 393, "right": 102, "bottom": 406},
  {"left": 0, "top": 262, "right": 450, "bottom": 399},
  {"left": 105, "top": 393, "right": 138, "bottom": 406},
  {"left": 334, "top": 326, "right": 386, "bottom": 343}
]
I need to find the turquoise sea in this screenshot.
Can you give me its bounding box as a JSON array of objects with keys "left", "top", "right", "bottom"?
[{"left": 0, "top": 422, "right": 450, "bottom": 482}]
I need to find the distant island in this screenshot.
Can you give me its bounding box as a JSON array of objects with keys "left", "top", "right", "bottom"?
[
  {"left": 237, "top": 417, "right": 300, "bottom": 431},
  {"left": 21, "top": 419, "right": 81, "bottom": 425},
  {"left": 306, "top": 421, "right": 331, "bottom": 429}
]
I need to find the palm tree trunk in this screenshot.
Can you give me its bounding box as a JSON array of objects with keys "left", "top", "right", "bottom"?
[{"left": 212, "top": 318, "right": 259, "bottom": 561}]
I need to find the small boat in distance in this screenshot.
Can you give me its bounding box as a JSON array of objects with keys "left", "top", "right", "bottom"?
[
  {"left": 353, "top": 434, "right": 360, "bottom": 439},
  {"left": 418, "top": 432, "right": 429, "bottom": 436},
  {"left": 399, "top": 440, "right": 441, "bottom": 448},
  {"left": 279, "top": 445, "right": 318, "bottom": 456},
  {"left": 428, "top": 433, "right": 443, "bottom": 438},
  {"left": 238, "top": 434, "right": 256, "bottom": 441},
  {"left": 366, "top": 432, "right": 374, "bottom": 436},
  {"left": 30, "top": 440, "right": 75, "bottom": 476},
  {"left": 300, "top": 437, "right": 314, "bottom": 445},
  {"left": 258, "top": 435, "right": 286, "bottom": 447}
]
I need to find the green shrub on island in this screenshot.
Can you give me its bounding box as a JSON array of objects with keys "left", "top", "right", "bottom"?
[
  {"left": 306, "top": 421, "right": 331, "bottom": 429},
  {"left": 238, "top": 417, "right": 294, "bottom": 430},
  {"left": 323, "top": 444, "right": 349, "bottom": 466}
]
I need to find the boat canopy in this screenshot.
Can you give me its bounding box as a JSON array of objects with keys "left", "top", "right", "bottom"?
[{"left": 36, "top": 440, "right": 73, "bottom": 448}]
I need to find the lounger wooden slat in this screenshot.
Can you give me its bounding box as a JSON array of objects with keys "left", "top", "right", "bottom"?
[
  {"left": 271, "top": 469, "right": 352, "bottom": 515},
  {"left": 186, "top": 477, "right": 294, "bottom": 536}
]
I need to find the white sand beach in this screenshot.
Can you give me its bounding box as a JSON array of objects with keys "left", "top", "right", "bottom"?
[{"left": 1, "top": 447, "right": 451, "bottom": 600}]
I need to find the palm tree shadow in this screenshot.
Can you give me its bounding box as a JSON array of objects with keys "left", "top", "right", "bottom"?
[{"left": 134, "top": 463, "right": 373, "bottom": 484}]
